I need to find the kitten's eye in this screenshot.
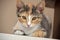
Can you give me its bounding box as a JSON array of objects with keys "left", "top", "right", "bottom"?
[
  {"left": 22, "top": 16, "right": 26, "bottom": 19},
  {"left": 32, "top": 17, "right": 37, "bottom": 20}
]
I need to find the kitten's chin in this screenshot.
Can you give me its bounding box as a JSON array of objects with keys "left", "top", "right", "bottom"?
[
  {"left": 26, "top": 26, "right": 31, "bottom": 28},
  {"left": 24, "top": 25, "right": 33, "bottom": 28},
  {"left": 25, "top": 25, "right": 37, "bottom": 28}
]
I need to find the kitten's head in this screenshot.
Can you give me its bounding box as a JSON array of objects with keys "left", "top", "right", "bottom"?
[{"left": 17, "top": 0, "right": 45, "bottom": 28}]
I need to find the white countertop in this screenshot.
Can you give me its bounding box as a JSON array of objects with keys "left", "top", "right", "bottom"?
[{"left": 0, "top": 33, "right": 58, "bottom": 40}]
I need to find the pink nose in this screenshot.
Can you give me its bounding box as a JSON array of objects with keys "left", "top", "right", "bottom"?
[{"left": 27, "top": 25, "right": 30, "bottom": 27}]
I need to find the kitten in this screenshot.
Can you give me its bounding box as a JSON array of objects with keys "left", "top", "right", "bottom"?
[{"left": 13, "top": 0, "right": 51, "bottom": 38}]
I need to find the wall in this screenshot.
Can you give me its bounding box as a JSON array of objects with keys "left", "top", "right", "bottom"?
[{"left": 0, "top": 0, "right": 17, "bottom": 34}]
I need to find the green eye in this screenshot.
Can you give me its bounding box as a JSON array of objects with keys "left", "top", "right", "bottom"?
[
  {"left": 22, "top": 16, "right": 26, "bottom": 19},
  {"left": 32, "top": 17, "right": 37, "bottom": 20}
]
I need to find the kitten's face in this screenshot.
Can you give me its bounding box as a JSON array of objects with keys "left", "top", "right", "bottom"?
[
  {"left": 17, "top": 0, "right": 45, "bottom": 27},
  {"left": 18, "top": 10, "right": 42, "bottom": 27}
]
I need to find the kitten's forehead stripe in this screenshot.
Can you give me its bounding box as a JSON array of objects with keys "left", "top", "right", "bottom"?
[
  {"left": 28, "top": 3, "right": 33, "bottom": 9},
  {"left": 28, "top": 15, "right": 31, "bottom": 25}
]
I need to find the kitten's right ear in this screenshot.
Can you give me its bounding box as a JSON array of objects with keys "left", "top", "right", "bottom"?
[
  {"left": 16, "top": 0, "right": 24, "bottom": 8},
  {"left": 36, "top": 0, "right": 45, "bottom": 12}
]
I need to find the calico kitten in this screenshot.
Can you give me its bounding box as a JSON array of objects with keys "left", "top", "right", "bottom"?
[{"left": 13, "top": 0, "right": 51, "bottom": 38}]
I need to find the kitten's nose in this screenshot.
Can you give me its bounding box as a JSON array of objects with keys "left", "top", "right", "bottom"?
[{"left": 27, "top": 24, "right": 30, "bottom": 27}]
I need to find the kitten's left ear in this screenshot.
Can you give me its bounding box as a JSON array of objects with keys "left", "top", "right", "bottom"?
[
  {"left": 36, "top": 0, "right": 45, "bottom": 12},
  {"left": 16, "top": 0, "right": 24, "bottom": 9}
]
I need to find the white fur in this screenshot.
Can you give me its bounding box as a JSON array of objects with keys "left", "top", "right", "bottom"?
[
  {"left": 14, "top": 30, "right": 24, "bottom": 35},
  {"left": 28, "top": 15, "right": 31, "bottom": 26}
]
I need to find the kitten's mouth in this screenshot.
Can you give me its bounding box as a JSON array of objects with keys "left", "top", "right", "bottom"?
[{"left": 26, "top": 25, "right": 33, "bottom": 28}]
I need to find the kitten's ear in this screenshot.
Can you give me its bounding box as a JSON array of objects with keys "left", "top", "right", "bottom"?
[
  {"left": 16, "top": 0, "right": 24, "bottom": 8},
  {"left": 36, "top": 0, "right": 45, "bottom": 12}
]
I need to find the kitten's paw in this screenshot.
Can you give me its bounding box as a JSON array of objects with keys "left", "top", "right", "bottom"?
[
  {"left": 32, "top": 30, "right": 46, "bottom": 37},
  {"left": 14, "top": 30, "right": 24, "bottom": 35}
]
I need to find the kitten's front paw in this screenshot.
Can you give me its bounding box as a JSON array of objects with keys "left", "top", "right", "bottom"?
[
  {"left": 14, "top": 30, "right": 24, "bottom": 35},
  {"left": 32, "top": 30, "right": 46, "bottom": 37}
]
